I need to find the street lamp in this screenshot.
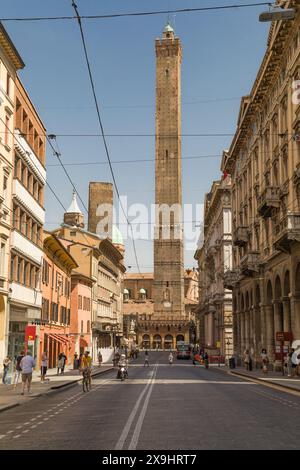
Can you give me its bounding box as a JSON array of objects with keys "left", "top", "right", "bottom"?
[{"left": 259, "top": 5, "right": 295, "bottom": 22}]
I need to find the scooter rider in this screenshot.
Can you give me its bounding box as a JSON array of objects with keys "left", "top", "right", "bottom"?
[
  {"left": 117, "top": 353, "right": 128, "bottom": 379},
  {"left": 169, "top": 352, "right": 173, "bottom": 364}
]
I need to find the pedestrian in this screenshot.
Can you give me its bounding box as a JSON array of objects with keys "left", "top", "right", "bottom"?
[
  {"left": 73, "top": 353, "right": 79, "bottom": 369},
  {"left": 2, "top": 356, "right": 11, "bottom": 384},
  {"left": 285, "top": 349, "right": 293, "bottom": 377},
  {"left": 98, "top": 351, "right": 103, "bottom": 367},
  {"left": 244, "top": 350, "right": 250, "bottom": 371},
  {"left": 261, "top": 348, "right": 269, "bottom": 374},
  {"left": 13, "top": 350, "right": 25, "bottom": 389},
  {"left": 204, "top": 352, "right": 209, "bottom": 369},
  {"left": 144, "top": 350, "right": 149, "bottom": 367},
  {"left": 78, "top": 353, "right": 83, "bottom": 373},
  {"left": 20, "top": 351, "right": 35, "bottom": 395},
  {"left": 60, "top": 352, "right": 67, "bottom": 374},
  {"left": 41, "top": 351, "right": 48, "bottom": 382},
  {"left": 57, "top": 353, "right": 63, "bottom": 375}
]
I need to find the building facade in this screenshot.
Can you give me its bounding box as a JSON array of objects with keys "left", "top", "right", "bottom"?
[
  {"left": 53, "top": 192, "right": 125, "bottom": 362},
  {"left": 70, "top": 272, "right": 93, "bottom": 356},
  {"left": 194, "top": 175, "right": 233, "bottom": 360},
  {"left": 222, "top": 2, "right": 300, "bottom": 365},
  {"left": 123, "top": 269, "right": 198, "bottom": 349},
  {"left": 8, "top": 76, "right": 46, "bottom": 361},
  {"left": 40, "top": 233, "right": 78, "bottom": 368},
  {"left": 0, "top": 24, "right": 24, "bottom": 365}
]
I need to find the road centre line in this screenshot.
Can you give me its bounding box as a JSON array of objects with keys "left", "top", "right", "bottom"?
[{"left": 115, "top": 365, "right": 157, "bottom": 450}]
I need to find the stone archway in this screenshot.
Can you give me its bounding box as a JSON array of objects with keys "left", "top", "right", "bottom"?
[
  {"left": 164, "top": 334, "right": 173, "bottom": 350},
  {"left": 274, "top": 275, "right": 284, "bottom": 333},
  {"left": 254, "top": 285, "right": 262, "bottom": 355},
  {"left": 176, "top": 334, "right": 184, "bottom": 345},
  {"left": 153, "top": 334, "right": 162, "bottom": 350},
  {"left": 142, "top": 334, "right": 150, "bottom": 349},
  {"left": 0, "top": 295, "right": 5, "bottom": 361}
]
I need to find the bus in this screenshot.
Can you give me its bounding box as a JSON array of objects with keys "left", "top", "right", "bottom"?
[{"left": 176, "top": 341, "right": 191, "bottom": 360}]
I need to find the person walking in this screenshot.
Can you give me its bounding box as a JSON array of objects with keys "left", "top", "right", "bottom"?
[
  {"left": 60, "top": 352, "right": 67, "bottom": 374},
  {"left": 204, "top": 352, "right": 209, "bottom": 369},
  {"left": 57, "top": 352, "right": 63, "bottom": 375},
  {"left": 291, "top": 348, "right": 300, "bottom": 377},
  {"left": 261, "top": 348, "right": 269, "bottom": 375},
  {"left": 244, "top": 350, "right": 250, "bottom": 371},
  {"left": 98, "top": 351, "right": 103, "bottom": 367},
  {"left": 13, "top": 351, "right": 25, "bottom": 389},
  {"left": 40, "top": 351, "right": 48, "bottom": 382},
  {"left": 2, "top": 356, "right": 11, "bottom": 384},
  {"left": 144, "top": 350, "right": 149, "bottom": 367},
  {"left": 285, "top": 349, "right": 293, "bottom": 377},
  {"left": 20, "top": 351, "right": 35, "bottom": 395}
]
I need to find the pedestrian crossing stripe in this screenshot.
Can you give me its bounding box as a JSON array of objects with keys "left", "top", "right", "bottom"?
[{"left": 92, "top": 379, "right": 257, "bottom": 385}]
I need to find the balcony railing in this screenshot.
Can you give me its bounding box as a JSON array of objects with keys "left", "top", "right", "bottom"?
[
  {"left": 257, "top": 186, "right": 280, "bottom": 218},
  {"left": 240, "top": 251, "right": 260, "bottom": 275},
  {"left": 223, "top": 270, "right": 239, "bottom": 290},
  {"left": 274, "top": 213, "right": 300, "bottom": 252},
  {"left": 233, "top": 226, "right": 248, "bottom": 247}
]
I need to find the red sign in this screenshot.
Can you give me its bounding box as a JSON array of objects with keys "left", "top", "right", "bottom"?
[
  {"left": 25, "top": 325, "right": 36, "bottom": 345},
  {"left": 276, "top": 331, "right": 293, "bottom": 342}
]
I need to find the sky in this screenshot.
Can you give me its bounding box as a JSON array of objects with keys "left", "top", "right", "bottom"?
[{"left": 2, "top": 0, "right": 270, "bottom": 272}]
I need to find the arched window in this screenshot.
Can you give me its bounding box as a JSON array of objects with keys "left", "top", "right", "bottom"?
[{"left": 139, "top": 288, "right": 146, "bottom": 301}]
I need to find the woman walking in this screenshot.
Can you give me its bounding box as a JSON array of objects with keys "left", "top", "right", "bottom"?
[
  {"left": 2, "top": 356, "right": 11, "bottom": 384},
  {"left": 261, "top": 348, "right": 269, "bottom": 375},
  {"left": 13, "top": 351, "right": 25, "bottom": 389}
]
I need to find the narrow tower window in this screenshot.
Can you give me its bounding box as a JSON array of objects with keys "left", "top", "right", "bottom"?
[
  {"left": 165, "top": 69, "right": 169, "bottom": 77},
  {"left": 166, "top": 150, "right": 168, "bottom": 158}
]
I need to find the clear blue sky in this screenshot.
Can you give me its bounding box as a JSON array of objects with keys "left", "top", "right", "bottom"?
[{"left": 3, "top": 1, "right": 269, "bottom": 271}]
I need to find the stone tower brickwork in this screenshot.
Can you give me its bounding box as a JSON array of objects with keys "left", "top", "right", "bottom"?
[
  {"left": 153, "top": 25, "right": 185, "bottom": 331},
  {"left": 88, "top": 182, "right": 113, "bottom": 239}
]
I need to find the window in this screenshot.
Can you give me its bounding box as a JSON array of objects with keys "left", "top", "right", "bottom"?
[
  {"left": 78, "top": 295, "right": 82, "bottom": 309},
  {"left": 87, "top": 321, "right": 90, "bottom": 333},
  {"left": 81, "top": 320, "right": 84, "bottom": 333},
  {"left": 6, "top": 73, "right": 10, "bottom": 96},
  {"left": 0, "top": 242, "right": 5, "bottom": 277},
  {"left": 4, "top": 115, "right": 9, "bottom": 146},
  {"left": 3, "top": 175, "right": 8, "bottom": 201}
]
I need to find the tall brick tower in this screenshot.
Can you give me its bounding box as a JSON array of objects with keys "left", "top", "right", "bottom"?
[{"left": 153, "top": 23, "right": 186, "bottom": 346}]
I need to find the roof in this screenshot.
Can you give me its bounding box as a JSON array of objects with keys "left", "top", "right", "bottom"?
[
  {"left": 164, "top": 22, "right": 174, "bottom": 33},
  {"left": 0, "top": 23, "right": 24, "bottom": 70},
  {"left": 66, "top": 191, "right": 82, "bottom": 214}
]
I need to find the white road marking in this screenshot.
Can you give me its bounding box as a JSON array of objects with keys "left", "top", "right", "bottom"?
[
  {"left": 0, "top": 435, "right": 6, "bottom": 439},
  {"left": 128, "top": 365, "right": 158, "bottom": 450},
  {"left": 30, "top": 425, "right": 37, "bottom": 428},
  {"left": 22, "top": 430, "right": 29, "bottom": 434},
  {"left": 94, "top": 379, "right": 256, "bottom": 385},
  {"left": 115, "top": 366, "right": 157, "bottom": 450}
]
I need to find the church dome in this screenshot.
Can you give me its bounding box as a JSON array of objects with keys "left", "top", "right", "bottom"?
[{"left": 112, "top": 225, "right": 124, "bottom": 246}]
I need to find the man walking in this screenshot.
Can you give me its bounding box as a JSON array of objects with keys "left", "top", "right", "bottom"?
[
  {"left": 41, "top": 351, "right": 48, "bottom": 382},
  {"left": 20, "top": 351, "right": 35, "bottom": 395},
  {"left": 13, "top": 350, "right": 25, "bottom": 390},
  {"left": 144, "top": 350, "right": 149, "bottom": 367}
]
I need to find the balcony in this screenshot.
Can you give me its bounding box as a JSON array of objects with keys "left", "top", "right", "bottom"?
[
  {"left": 223, "top": 270, "right": 239, "bottom": 290},
  {"left": 257, "top": 186, "right": 280, "bottom": 218},
  {"left": 240, "top": 251, "right": 260, "bottom": 275},
  {"left": 233, "top": 226, "right": 248, "bottom": 247},
  {"left": 274, "top": 213, "right": 300, "bottom": 253},
  {"left": 293, "top": 163, "right": 300, "bottom": 185}
]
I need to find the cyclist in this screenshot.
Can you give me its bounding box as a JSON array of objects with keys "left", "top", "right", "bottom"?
[{"left": 80, "top": 351, "right": 92, "bottom": 387}]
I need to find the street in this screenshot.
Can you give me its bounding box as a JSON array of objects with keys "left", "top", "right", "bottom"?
[{"left": 0, "top": 352, "right": 300, "bottom": 450}]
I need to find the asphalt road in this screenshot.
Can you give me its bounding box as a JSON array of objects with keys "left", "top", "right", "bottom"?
[{"left": 0, "top": 351, "right": 300, "bottom": 450}]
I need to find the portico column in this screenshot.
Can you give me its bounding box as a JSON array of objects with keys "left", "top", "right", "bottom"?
[
  {"left": 244, "top": 310, "right": 250, "bottom": 350},
  {"left": 265, "top": 304, "right": 275, "bottom": 361},
  {"left": 240, "top": 312, "right": 245, "bottom": 355},
  {"left": 253, "top": 306, "right": 260, "bottom": 357},
  {"left": 282, "top": 297, "right": 291, "bottom": 333},
  {"left": 249, "top": 307, "right": 254, "bottom": 354}
]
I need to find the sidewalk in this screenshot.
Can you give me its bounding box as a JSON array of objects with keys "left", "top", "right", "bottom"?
[
  {"left": 217, "top": 365, "right": 300, "bottom": 393},
  {"left": 0, "top": 363, "right": 114, "bottom": 413}
]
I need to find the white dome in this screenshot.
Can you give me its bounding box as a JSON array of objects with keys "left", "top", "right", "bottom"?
[
  {"left": 112, "top": 225, "right": 124, "bottom": 245},
  {"left": 66, "top": 191, "right": 82, "bottom": 214},
  {"left": 139, "top": 288, "right": 146, "bottom": 294}
]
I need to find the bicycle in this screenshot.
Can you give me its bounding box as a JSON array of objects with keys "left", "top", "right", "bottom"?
[{"left": 82, "top": 369, "right": 90, "bottom": 392}]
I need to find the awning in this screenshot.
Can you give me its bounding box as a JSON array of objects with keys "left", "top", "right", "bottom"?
[{"left": 48, "top": 333, "right": 69, "bottom": 345}]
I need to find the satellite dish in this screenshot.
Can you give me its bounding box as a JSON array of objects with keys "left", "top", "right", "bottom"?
[{"left": 259, "top": 8, "right": 295, "bottom": 22}]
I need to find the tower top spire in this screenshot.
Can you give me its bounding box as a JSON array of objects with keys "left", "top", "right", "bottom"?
[
  {"left": 162, "top": 22, "right": 175, "bottom": 39},
  {"left": 63, "top": 190, "right": 84, "bottom": 228}
]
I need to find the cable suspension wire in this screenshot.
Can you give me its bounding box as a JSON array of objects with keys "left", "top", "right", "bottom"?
[
  {"left": 46, "top": 134, "right": 89, "bottom": 213},
  {"left": 0, "top": 3, "right": 272, "bottom": 22},
  {"left": 71, "top": 0, "right": 141, "bottom": 274}
]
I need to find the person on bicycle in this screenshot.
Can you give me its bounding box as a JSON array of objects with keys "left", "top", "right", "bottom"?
[{"left": 81, "top": 351, "right": 92, "bottom": 386}]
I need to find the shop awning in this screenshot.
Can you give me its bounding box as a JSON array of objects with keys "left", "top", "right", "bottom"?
[{"left": 48, "top": 333, "right": 69, "bottom": 345}]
